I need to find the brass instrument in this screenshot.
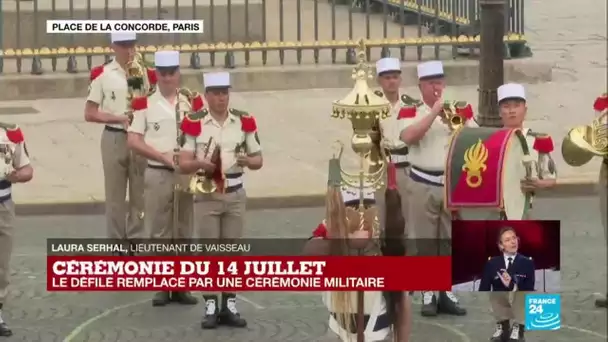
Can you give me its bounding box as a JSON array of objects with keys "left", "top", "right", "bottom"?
[
  {"left": 188, "top": 137, "right": 221, "bottom": 194},
  {"left": 561, "top": 110, "right": 608, "bottom": 166},
  {"left": 126, "top": 53, "right": 154, "bottom": 125},
  {"left": 0, "top": 145, "right": 14, "bottom": 177},
  {"left": 330, "top": 39, "right": 391, "bottom": 342},
  {"left": 435, "top": 91, "right": 465, "bottom": 132}
]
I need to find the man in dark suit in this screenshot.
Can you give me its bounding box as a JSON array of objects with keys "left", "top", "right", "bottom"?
[{"left": 479, "top": 227, "right": 535, "bottom": 342}]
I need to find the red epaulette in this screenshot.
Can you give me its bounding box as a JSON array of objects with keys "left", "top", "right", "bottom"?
[
  {"left": 397, "top": 106, "right": 416, "bottom": 119},
  {"left": 240, "top": 115, "right": 257, "bottom": 133},
  {"left": 456, "top": 103, "right": 474, "bottom": 119},
  {"left": 312, "top": 220, "right": 328, "bottom": 239},
  {"left": 5, "top": 126, "right": 24, "bottom": 144},
  {"left": 593, "top": 93, "right": 608, "bottom": 112},
  {"left": 191, "top": 94, "right": 204, "bottom": 112},
  {"left": 131, "top": 96, "right": 147, "bottom": 111},
  {"left": 90, "top": 65, "right": 104, "bottom": 81},
  {"left": 180, "top": 114, "right": 202, "bottom": 137},
  {"left": 146, "top": 68, "right": 157, "bottom": 85},
  {"left": 533, "top": 135, "right": 554, "bottom": 153}
]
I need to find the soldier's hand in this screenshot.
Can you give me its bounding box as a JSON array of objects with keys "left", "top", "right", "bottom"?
[
  {"left": 236, "top": 155, "right": 250, "bottom": 167},
  {"left": 497, "top": 269, "right": 511, "bottom": 287},
  {"left": 521, "top": 179, "right": 548, "bottom": 191},
  {"left": 198, "top": 158, "right": 216, "bottom": 173},
  {"left": 161, "top": 155, "right": 175, "bottom": 169},
  {"left": 119, "top": 115, "right": 130, "bottom": 128},
  {"left": 6, "top": 170, "right": 20, "bottom": 183},
  {"left": 431, "top": 97, "right": 444, "bottom": 115}
]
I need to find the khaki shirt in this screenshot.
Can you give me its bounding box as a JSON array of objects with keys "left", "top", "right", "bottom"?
[
  {"left": 182, "top": 110, "right": 262, "bottom": 174},
  {"left": 86, "top": 60, "right": 132, "bottom": 130},
  {"left": 523, "top": 128, "right": 557, "bottom": 180},
  {"left": 0, "top": 126, "right": 31, "bottom": 187},
  {"left": 128, "top": 91, "right": 190, "bottom": 166},
  {"left": 378, "top": 93, "right": 407, "bottom": 151},
  {"left": 399, "top": 103, "right": 476, "bottom": 171}
]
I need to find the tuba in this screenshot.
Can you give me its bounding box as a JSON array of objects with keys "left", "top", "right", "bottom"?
[
  {"left": 125, "top": 53, "right": 154, "bottom": 125},
  {"left": 561, "top": 110, "right": 608, "bottom": 166}
]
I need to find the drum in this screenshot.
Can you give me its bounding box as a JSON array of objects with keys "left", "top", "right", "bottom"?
[{"left": 445, "top": 127, "right": 532, "bottom": 220}]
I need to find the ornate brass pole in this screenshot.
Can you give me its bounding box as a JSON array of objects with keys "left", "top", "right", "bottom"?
[
  {"left": 477, "top": 0, "right": 505, "bottom": 128},
  {"left": 331, "top": 39, "right": 391, "bottom": 342}
]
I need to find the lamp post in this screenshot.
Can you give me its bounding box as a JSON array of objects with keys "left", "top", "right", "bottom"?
[{"left": 477, "top": 0, "right": 506, "bottom": 128}]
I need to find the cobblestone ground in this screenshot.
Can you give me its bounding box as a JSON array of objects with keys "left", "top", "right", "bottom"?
[{"left": 2, "top": 196, "right": 607, "bottom": 341}]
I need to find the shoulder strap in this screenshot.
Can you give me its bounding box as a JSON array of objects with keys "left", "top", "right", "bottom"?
[
  {"left": 229, "top": 108, "right": 249, "bottom": 117},
  {"left": 188, "top": 108, "right": 209, "bottom": 120},
  {"left": 400, "top": 94, "right": 423, "bottom": 107},
  {"left": 0, "top": 122, "right": 17, "bottom": 131},
  {"left": 526, "top": 130, "right": 549, "bottom": 138}
]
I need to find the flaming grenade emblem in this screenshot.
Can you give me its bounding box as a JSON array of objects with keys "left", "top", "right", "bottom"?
[{"left": 462, "top": 138, "right": 488, "bottom": 188}]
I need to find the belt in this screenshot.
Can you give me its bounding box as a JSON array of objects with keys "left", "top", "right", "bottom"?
[
  {"left": 105, "top": 126, "right": 126, "bottom": 133},
  {"left": 0, "top": 179, "right": 11, "bottom": 203},
  {"left": 330, "top": 312, "right": 390, "bottom": 333},
  {"left": 410, "top": 166, "right": 444, "bottom": 186},
  {"left": 148, "top": 164, "right": 174, "bottom": 172},
  {"left": 224, "top": 173, "right": 243, "bottom": 190},
  {"left": 191, "top": 172, "right": 243, "bottom": 194},
  {"left": 224, "top": 183, "right": 243, "bottom": 193},
  {"left": 394, "top": 161, "right": 410, "bottom": 169}
]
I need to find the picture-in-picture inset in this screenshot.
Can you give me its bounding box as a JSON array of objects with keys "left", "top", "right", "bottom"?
[{"left": 451, "top": 220, "right": 560, "bottom": 292}]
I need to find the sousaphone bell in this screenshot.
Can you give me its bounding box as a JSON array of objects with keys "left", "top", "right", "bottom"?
[{"left": 561, "top": 110, "right": 607, "bottom": 166}]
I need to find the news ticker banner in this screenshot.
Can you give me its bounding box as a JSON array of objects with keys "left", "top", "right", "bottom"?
[
  {"left": 47, "top": 238, "right": 451, "bottom": 256},
  {"left": 47, "top": 256, "right": 451, "bottom": 291},
  {"left": 46, "top": 20, "right": 204, "bottom": 34}
]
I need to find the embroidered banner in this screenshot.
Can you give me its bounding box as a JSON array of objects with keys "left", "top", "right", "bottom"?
[{"left": 445, "top": 127, "right": 514, "bottom": 209}]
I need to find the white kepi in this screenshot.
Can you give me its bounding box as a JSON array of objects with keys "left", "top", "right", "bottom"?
[
  {"left": 203, "top": 72, "right": 231, "bottom": 88},
  {"left": 375, "top": 57, "right": 400, "bottom": 75},
  {"left": 154, "top": 50, "right": 179, "bottom": 67},
  {"left": 417, "top": 60, "right": 444, "bottom": 79},
  {"left": 497, "top": 83, "right": 526, "bottom": 102}
]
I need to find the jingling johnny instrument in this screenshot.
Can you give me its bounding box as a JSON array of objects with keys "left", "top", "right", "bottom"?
[
  {"left": 329, "top": 39, "right": 391, "bottom": 342},
  {"left": 445, "top": 127, "right": 534, "bottom": 220},
  {"left": 561, "top": 96, "right": 607, "bottom": 166}
]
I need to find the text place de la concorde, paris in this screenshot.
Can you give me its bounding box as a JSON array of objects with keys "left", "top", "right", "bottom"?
[{"left": 46, "top": 19, "right": 205, "bottom": 34}]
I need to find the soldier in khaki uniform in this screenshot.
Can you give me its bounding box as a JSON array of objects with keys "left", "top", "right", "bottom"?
[
  {"left": 593, "top": 93, "right": 608, "bottom": 308},
  {"left": 373, "top": 57, "right": 421, "bottom": 255},
  {"left": 497, "top": 84, "right": 557, "bottom": 207},
  {"left": 399, "top": 61, "right": 473, "bottom": 317},
  {"left": 178, "top": 72, "right": 263, "bottom": 330},
  {"left": 0, "top": 124, "right": 34, "bottom": 337},
  {"left": 84, "top": 32, "right": 156, "bottom": 246},
  {"left": 127, "top": 50, "right": 199, "bottom": 307}
]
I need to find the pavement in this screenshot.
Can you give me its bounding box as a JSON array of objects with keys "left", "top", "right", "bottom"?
[
  {"left": 2, "top": 196, "right": 607, "bottom": 341},
  {"left": 1, "top": 83, "right": 604, "bottom": 215},
  {"left": 0, "top": 0, "right": 606, "bottom": 213}
]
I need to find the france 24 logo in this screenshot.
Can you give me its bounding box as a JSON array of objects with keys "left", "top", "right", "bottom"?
[{"left": 525, "top": 294, "right": 561, "bottom": 331}]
